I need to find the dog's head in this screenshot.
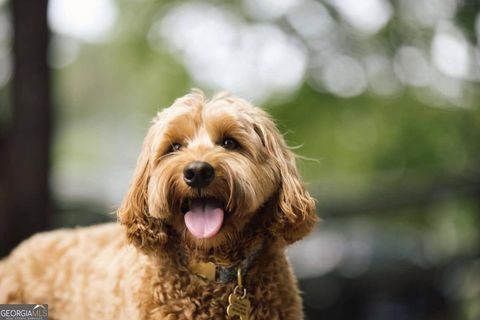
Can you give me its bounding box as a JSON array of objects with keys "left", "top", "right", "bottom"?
[{"left": 118, "top": 90, "right": 317, "bottom": 255}]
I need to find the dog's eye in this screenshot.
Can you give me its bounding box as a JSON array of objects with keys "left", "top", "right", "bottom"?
[
  {"left": 170, "top": 143, "right": 182, "bottom": 152},
  {"left": 221, "top": 137, "right": 238, "bottom": 150}
]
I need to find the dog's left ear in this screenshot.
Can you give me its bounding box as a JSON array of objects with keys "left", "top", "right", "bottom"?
[
  {"left": 254, "top": 115, "right": 318, "bottom": 246},
  {"left": 117, "top": 124, "right": 169, "bottom": 254}
]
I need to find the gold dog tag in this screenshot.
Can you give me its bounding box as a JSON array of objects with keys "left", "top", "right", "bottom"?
[
  {"left": 227, "top": 267, "right": 251, "bottom": 319},
  {"left": 227, "top": 289, "right": 250, "bottom": 320},
  {"left": 189, "top": 261, "right": 216, "bottom": 281}
]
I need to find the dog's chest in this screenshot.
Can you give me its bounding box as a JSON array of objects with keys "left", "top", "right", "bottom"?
[
  {"left": 139, "top": 253, "right": 302, "bottom": 320},
  {"left": 144, "top": 271, "right": 233, "bottom": 319},
  {"left": 143, "top": 277, "right": 297, "bottom": 320}
]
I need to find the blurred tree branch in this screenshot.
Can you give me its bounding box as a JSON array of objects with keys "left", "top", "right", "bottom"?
[{"left": 314, "top": 171, "right": 480, "bottom": 217}]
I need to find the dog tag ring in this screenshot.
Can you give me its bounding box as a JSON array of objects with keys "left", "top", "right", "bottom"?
[
  {"left": 227, "top": 286, "right": 250, "bottom": 320},
  {"left": 227, "top": 268, "right": 250, "bottom": 320}
]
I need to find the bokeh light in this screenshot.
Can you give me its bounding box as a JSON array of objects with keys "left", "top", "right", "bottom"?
[{"left": 48, "top": 0, "right": 117, "bottom": 42}]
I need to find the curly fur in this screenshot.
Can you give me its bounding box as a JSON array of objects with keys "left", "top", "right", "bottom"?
[{"left": 0, "top": 90, "right": 317, "bottom": 319}]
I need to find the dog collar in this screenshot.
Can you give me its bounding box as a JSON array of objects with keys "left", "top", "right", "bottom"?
[{"left": 188, "top": 247, "right": 261, "bottom": 283}]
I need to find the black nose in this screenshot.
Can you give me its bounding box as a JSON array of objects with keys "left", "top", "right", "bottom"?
[{"left": 183, "top": 161, "right": 215, "bottom": 188}]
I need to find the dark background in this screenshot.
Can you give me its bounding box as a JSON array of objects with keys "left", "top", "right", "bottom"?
[{"left": 1, "top": 0, "right": 480, "bottom": 319}]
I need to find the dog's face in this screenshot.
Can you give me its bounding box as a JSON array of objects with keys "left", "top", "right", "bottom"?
[
  {"left": 146, "top": 95, "right": 280, "bottom": 249},
  {"left": 118, "top": 91, "right": 317, "bottom": 254}
]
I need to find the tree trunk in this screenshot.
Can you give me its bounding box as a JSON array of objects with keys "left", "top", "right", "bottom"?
[{"left": 0, "top": 0, "right": 52, "bottom": 257}]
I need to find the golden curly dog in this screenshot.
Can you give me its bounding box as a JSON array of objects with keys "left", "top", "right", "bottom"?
[{"left": 0, "top": 90, "right": 317, "bottom": 319}]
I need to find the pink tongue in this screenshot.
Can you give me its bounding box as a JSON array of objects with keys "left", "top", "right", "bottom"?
[{"left": 184, "top": 199, "right": 224, "bottom": 239}]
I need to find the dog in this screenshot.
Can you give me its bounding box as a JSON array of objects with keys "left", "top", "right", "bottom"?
[{"left": 0, "top": 90, "right": 317, "bottom": 319}]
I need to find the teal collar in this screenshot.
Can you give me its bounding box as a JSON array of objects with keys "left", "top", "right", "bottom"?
[{"left": 187, "top": 247, "right": 261, "bottom": 283}]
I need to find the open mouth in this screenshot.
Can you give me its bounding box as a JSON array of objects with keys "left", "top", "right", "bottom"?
[{"left": 181, "top": 197, "right": 225, "bottom": 239}]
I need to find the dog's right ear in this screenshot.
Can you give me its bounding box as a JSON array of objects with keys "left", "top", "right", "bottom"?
[{"left": 117, "top": 125, "right": 168, "bottom": 254}]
